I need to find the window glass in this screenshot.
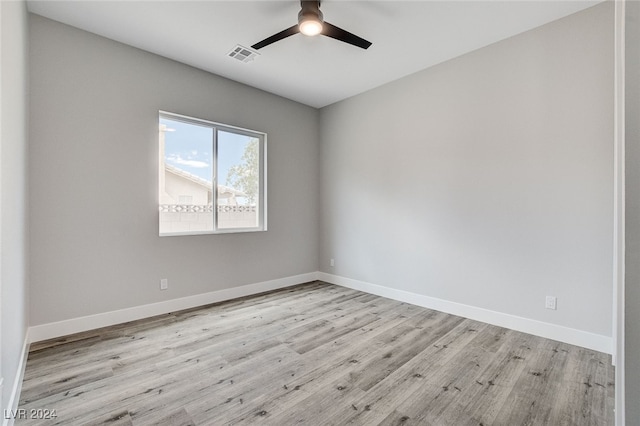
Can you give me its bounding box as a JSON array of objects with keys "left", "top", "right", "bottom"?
[
  {"left": 217, "top": 130, "right": 261, "bottom": 229},
  {"left": 159, "top": 112, "right": 266, "bottom": 235}
]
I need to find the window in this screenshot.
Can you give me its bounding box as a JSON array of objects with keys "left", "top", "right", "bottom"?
[{"left": 159, "top": 111, "right": 266, "bottom": 236}]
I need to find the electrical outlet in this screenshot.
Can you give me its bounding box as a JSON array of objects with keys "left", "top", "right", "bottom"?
[
  {"left": 330, "top": 258, "right": 335, "bottom": 267},
  {"left": 160, "top": 278, "right": 168, "bottom": 290},
  {"left": 545, "top": 296, "right": 557, "bottom": 310}
]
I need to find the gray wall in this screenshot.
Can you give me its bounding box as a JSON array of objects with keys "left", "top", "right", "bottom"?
[
  {"left": 319, "top": 3, "right": 614, "bottom": 337},
  {"left": 1, "top": 0, "right": 29, "bottom": 412},
  {"left": 29, "top": 15, "right": 319, "bottom": 325},
  {"left": 626, "top": 0, "right": 640, "bottom": 422}
]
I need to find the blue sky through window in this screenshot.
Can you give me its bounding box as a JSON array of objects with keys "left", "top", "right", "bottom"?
[{"left": 161, "top": 117, "right": 246, "bottom": 186}]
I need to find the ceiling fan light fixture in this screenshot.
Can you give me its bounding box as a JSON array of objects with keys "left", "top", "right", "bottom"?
[
  {"left": 298, "top": 1, "right": 324, "bottom": 36},
  {"left": 299, "top": 18, "right": 323, "bottom": 36}
]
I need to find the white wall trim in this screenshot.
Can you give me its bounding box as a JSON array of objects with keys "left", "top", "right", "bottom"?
[
  {"left": 28, "top": 273, "right": 318, "bottom": 343},
  {"left": 28, "top": 269, "right": 613, "bottom": 352},
  {"left": 613, "top": 0, "right": 626, "bottom": 424},
  {"left": 27, "top": 269, "right": 612, "bottom": 357},
  {"left": 319, "top": 272, "right": 612, "bottom": 354},
  {"left": 2, "top": 329, "right": 29, "bottom": 426}
]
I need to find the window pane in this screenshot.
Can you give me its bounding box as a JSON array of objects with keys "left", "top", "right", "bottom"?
[
  {"left": 159, "top": 118, "right": 214, "bottom": 234},
  {"left": 218, "top": 130, "right": 260, "bottom": 229},
  {"left": 159, "top": 112, "right": 266, "bottom": 236}
]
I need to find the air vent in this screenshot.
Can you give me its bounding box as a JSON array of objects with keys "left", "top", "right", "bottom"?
[{"left": 228, "top": 45, "right": 259, "bottom": 63}]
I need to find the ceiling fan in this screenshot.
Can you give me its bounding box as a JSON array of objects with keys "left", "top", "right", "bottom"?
[{"left": 251, "top": 0, "right": 372, "bottom": 51}]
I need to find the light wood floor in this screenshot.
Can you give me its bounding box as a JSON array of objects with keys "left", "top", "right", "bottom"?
[{"left": 17, "top": 281, "right": 614, "bottom": 425}]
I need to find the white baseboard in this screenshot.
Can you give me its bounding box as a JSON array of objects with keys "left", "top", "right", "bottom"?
[
  {"left": 318, "top": 272, "right": 612, "bottom": 354},
  {"left": 28, "top": 272, "right": 318, "bottom": 343},
  {"left": 27, "top": 270, "right": 613, "bottom": 354},
  {"left": 2, "top": 329, "right": 29, "bottom": 426}
]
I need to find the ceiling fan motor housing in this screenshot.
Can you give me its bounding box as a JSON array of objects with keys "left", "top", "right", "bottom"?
[{"left": 298, "top": 0, "right": 324, "bottom": 26}]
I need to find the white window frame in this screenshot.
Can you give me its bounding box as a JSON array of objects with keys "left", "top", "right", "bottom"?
[{"left": 159, "top": 111, "right": 267, "bottom": 236}]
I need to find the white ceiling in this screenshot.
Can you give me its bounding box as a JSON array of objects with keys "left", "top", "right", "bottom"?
[{"left": 27, "top": 0, "right": 602, "bottom": 108}]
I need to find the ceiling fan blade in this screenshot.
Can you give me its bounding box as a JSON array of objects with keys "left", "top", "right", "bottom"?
[
  {"left": 252, "top": 25, "right": 300, "bottom": 50},
  {"left": 321, "top": 22, "right": 372, "bottom": 50}
]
